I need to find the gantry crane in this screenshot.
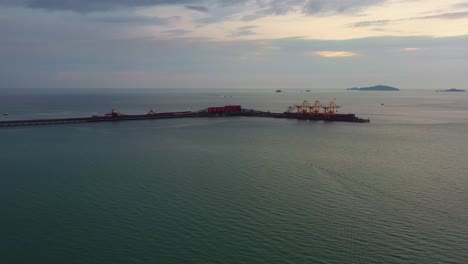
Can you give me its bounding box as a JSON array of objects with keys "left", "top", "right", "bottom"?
[
  {"left": 322, "top": 101, "right": 342, "bottom": 116},
  {"left": 311, "top": 100, "right": 321, "bottom": 115},
  {"left": 286, "top": 100, "right": 341, "bottom": 116},
  {"left": 295, "top": 100, "right": 312, "bottom": 115}
]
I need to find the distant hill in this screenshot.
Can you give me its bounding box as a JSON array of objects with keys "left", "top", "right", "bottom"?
[
  {"left": 436, "top": 88, "right": 465, "bottom": 92},
  {"left": 347, "top": 85, "right": 400, "bottom": 91}
]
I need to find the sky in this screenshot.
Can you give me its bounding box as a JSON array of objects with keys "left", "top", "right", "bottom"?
[{"left": 1, "top": 0, "right": 468, "bottom": 89}]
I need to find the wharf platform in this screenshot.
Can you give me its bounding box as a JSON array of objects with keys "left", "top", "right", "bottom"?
[{"left": 0, "top": 109, "right": 369, "bottom": 128}]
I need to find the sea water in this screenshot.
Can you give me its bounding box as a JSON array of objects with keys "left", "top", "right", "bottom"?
[{"left": 1, "top": 88, "right": 467, "bottom": 263}]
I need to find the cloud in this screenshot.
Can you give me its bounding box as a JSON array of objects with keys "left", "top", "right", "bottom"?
[
  {"left": 196, "top": 15, "right": 229, "bottom": 24},
  {"left": 254, "top": 0, "right": 304, "bottom": 15},
  {"left": 453, "top": 2, "right": 468, "bottom": 9},
  {"left": 312, "top": 51, "right": 357, "bottom": 58},
  {"left": 185, "top": 5, "right": 209, "bottom": 12},
  {"left": 231, "top": 26, "right": 257, "bottom": 37},
  {"left": 92, "top": 15, "right": 180, "bottom": 25},
  {"left": 348, "top": 11, "right": 468, "bottom": 30},
  {"left": 402, "top": 48, "right": 421, "bottom": 51},
  {"left": 241, "top": 13, "right": 266, "bottom": 21},
  {"left": 165, "top": 29, "right": 192, "bottom": 35},
  {"left": 349, "top": 20, "right": 390, "bottom": 27},
  {"left": 239, "top": 0, "right": 378, "bottom": 23},
  {"left": 302, "top": 0, "right": 386, "bottom": 14},
  {"left": 0, "top": 0, "right": 240, "bottom": 13},
  {"left": 243, "top": 0, "right": 387, "bottom": 20},
  {"left": 0, "top": 0, "right": 387, "bottom": 15},
  {"left": 416, "top": 11, "right": 468, "bottom": 20}
]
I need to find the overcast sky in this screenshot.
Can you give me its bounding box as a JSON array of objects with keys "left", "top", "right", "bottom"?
[{"left": 1, "top": 0, "right": 468, "bottom": 89}]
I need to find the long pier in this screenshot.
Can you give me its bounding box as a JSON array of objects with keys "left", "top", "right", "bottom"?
[{"left": 0, "top": 108, "right": 369, "bottom": 128}]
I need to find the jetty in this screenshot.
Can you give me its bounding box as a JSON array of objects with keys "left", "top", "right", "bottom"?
[{"left": 0, "top": 101, "right": 369, "bottom": 127}]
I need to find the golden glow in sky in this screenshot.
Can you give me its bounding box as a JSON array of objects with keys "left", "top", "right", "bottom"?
[{"left": 313, "top": 51, "right": 357, "bottom": 58}]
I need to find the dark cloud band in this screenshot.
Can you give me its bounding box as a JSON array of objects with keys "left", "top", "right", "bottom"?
[
  {"left": 185, "top": 5, "right": 209, "bottom": 12},
  {"left": 0, "top": 0, "right": 204, "bottom": 12},
  {"left": 1, "top": 0, "right": 386, "bottom": 15}
]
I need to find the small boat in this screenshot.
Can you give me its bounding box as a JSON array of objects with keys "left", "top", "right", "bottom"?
[
  {"left": 3, "top": 113, "right": 8, "bottom": 116},
  {"left": 276, "top": 90, "right": 282, "bottom": 93}
]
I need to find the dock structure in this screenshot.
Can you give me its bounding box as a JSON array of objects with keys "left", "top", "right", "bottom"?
[{"left": 0, "top": 102, "right": 369, "bottom": 128}]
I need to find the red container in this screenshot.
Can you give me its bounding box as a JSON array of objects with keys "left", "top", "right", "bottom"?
[
  {"left": 208, "top": 105, "right": 241, "bottom": 113},
  {"left": 208, "top": 107, "right": 224, "bottom": 113},
  {"left": 224, "top": 105, "right": 241, "bottom": 112}
]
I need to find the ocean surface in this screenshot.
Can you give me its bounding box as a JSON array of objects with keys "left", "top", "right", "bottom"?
[{"left": 1, "top": 88, "right": 467, "bottom": 263}]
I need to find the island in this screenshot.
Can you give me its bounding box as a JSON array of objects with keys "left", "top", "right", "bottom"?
[
  {"left": 436, "top": 89, "right": 465, "bottom": 92},
  {"left": 347, "top": 85, "right": 400, "bottom": 91}
]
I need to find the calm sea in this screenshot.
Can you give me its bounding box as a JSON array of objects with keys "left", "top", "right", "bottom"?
[{"left": 1, "top": 88, "right": 467, "bottom": 263}]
